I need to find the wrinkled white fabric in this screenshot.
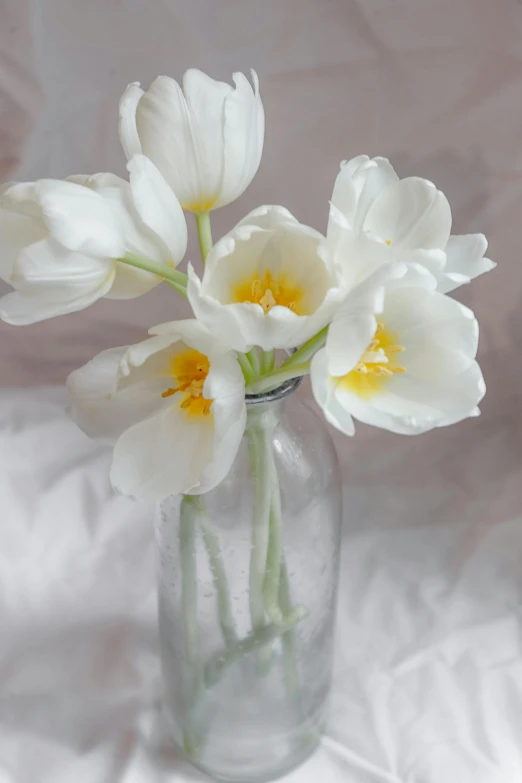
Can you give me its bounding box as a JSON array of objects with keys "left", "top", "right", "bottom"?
[
  {"left": 0, "top": 387, "right": 520, "bottom": 783},
  {"left": 0, "top": 0, "right": 521, "bottom": 781}
]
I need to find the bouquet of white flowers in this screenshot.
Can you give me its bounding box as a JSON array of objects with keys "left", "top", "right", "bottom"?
[{"left": 0, "top": 68, "right": 494, "bottom": 781}]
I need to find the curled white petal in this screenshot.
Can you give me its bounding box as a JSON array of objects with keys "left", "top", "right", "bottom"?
[
  {"left": 35, "top": 180, "right": 125, "bottom": 258},
  {"left": 363, "top": 177, "right": 452, "bottom": 252},
  {"left": 127, "top": 154, "right": 187, "bottom": 264},
  {"left": 437, "top": 233, "right": 496, "bottom": 293},
  {"left": 0, "top": 238, "right": 115, "bottom": 324},
  {"left": 118, "top": 82, "right": 144, "bottom": 159},
  {"left": 216, "top": 69, "right": 264, "bottom": 208}
]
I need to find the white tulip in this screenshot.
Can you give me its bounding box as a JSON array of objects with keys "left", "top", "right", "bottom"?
[
  {"left": 67, "top": 320, "right": 246, "bottom": 499},
  {"left": 187, "top": 206, "right": 345, "bottom": 352},
  {"left": 311, "top": 268, "right": 485, "bottom": 436},
  {"left": 119, "top": 69, "right": 264, "bottom": 212},
  {"left": 0, "top": 155, "right": 187, "bottom": 325},
  {"left": 327, "top": 155, "right": 495, "bottom": 292}
]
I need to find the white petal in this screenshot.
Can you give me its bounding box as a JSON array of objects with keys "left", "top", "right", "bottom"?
[
  {"left": 326, "top": 200, "right": 355, "bottom": 260},
  {"left": 35, "top": 180, "right": 125, "bottom": 258},
  {"left": 191, "top": 351, "right": 246, "bottom": 494},
  {"left": 182, "top": 68, "right": 231, "bottom": 207},
  {"left": 106, "top": 261, "right": 161, "bottom": 299},
  {"left": 85, "top": 175, "right": 165, "bottom": 266},
  {"left": 327, "top": 313, "right": 378, "bottom": 377},
  {"left": 381, "top": 360, "right": 485, "bottom": 419},
  {"left": 216, "top": 70, "right": 264, "bottom": 208},
  {"left": 434, "top": 363, "right": 486, "bottom": 428},
  {"left": 383, "top": 262, "right": 437, "bottom": 291},
  {"left": 0, "top": 181, "right": 41, "bottom": 219},
  {"left": 328, "top": 160, "right": 361, "bottom": 232},
  {"left": 325, "top": 262, "right": 406, "bottom": 376},
  {"left": 350, "top": 157, "right": 399, "bottom": 232},
  {"left": 110, "top": 405, "right": 214, "bottom": 500},
  {"left": 332, "top": 232, "right": 395, "bottom": 290},
  {"left": 364, "top": 177, "right": 452, "bottom": 252},
  {"left": 384, "top": 286, "right": 479, "bottom": 359},
  {"left": 0, "top": 210, "right": 47, "bottom": 282},
  {"left": 148, "top": 317, "right": 231, "bottom": 357},
  {"left": 117, "top": 333, "right": 183, "bottom": 388},
  {"left": 118, "top": 82, "right": 144, "bottom": 159},
  {"left": 136, "top": 75, "right": 211, "bottom": 210},
  {"left": 67, "top": 172, "right": 128, "bottom": 190},
  {"left": 127, "top": 154, "right": 187, "bottom": 264},
  {"left": 334, "top": 384, "right": 439, "bottom": 435},
  {"left": 338, "top": 357, "right": 486, "bottom": 436},
  {"left": 438, "top": 234, "right": 496, "bottom": 293},
  {"left": 67, "top": 347, "right": 169, "bottom": 441},
  {"left": 310, "top": 349, "right": 355, "bottom": 436},
  {"left": 234, "top": 204, "right": 298, "bottom": 232},
  {"left": 399, "top": 248, "right": 447, "bottom": 275},
  {"left": 0, "top": 238, "right": 115, "bottom": 324},
  {"left": 187, "top": 265, "right": 250, "bottom": 352},
  {"left": 328, "top": 156, "right": 398, "bottom": 246}
]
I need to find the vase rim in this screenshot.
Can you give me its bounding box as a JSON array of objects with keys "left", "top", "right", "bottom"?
[{"left": 245, "top": 373, "right": 303, "bottom": 406}]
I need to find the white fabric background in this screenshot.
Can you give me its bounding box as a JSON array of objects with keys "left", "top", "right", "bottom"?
[{"left": 0, "top": 1, "right": 521, "bottom": 781}]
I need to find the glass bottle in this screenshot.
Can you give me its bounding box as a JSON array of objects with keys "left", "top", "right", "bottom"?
[{"left": 156, "top": 376, "right": 342, "bottom": 782}]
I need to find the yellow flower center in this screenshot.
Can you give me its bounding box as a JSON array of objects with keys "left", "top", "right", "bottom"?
[
  {"left": 232, "top": 268, "right": 307, "bottom": 314},
  {"left": 161, "top": 349, "right": 213, "bottom": 418},
  {"left": 338, "top": 323, "right": 405, "bottom": 399},
  {"left": 182, "top": 198, "right": 217, "bottom": 212}
]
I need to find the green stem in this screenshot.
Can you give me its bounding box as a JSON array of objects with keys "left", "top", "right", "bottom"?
[
  {"left": 204, "top": 611, "right": 306, "bottom": 688},
  {"left": 247, "top": 419, "right": 273, "bottom": 669},
  {"left": 179, "top": 496, "right": 202, "bottom": 755},
  {"left": 246, "top": 363, "right": 310, "bottom": 395},
  {"left": 237, "top": 352, "right": 257, "bottom": 385},
  {"left": 120, "top": 252, "right": 188, "bottom": 299},
  {"left": 279, "top": 559, "right": 301, "bottom": 702},
  {"left": 263, "top": 468, "right": 283, "bottom": 624},
  {"left": 261, "top": 349, "right": 276, "bottom": 374},
  {"left": 196, "top": 502, "right": 238, "bottom": 648},
  {"left": 195, "top": 212, "right": 213, "bottom": 263},
  {"left": 246, "top": 347, "right": 261, "bottom": 377},
  {"left": 280, "top": 326, "right": 329, "bottom": 370}
]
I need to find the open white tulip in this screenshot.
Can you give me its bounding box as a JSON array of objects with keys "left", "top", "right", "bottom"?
[
  {"left": 67, "top": 320, "right": 246, "bottom": 500},
  {"left": 187, "top": 206, "right": 344, "bottom": 352},
  {"left": 119, "top": 69, "right": 264, "bottom": 212},
  {"left": 311, "top": 267, "right": 485, "bottom": 436},
  {"left": 0, "top": 155, "right": 187, "bottom": 325},
  {"left": 327, "top": 155, "right": 495, "bottom": 292}
]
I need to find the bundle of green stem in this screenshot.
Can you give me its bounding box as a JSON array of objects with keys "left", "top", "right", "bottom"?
[{"left": 178, "top": 410, "right": 308, "bottom": 755}]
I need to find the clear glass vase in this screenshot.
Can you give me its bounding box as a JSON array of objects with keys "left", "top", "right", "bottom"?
[{"left": 156, "top": 376, "right": 342, "bottom": 782}]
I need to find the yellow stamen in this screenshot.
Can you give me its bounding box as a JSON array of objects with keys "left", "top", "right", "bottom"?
[
  {"left": 161, "top": 348, "right": 213, "bottom": 419},
  {"left": 385, "top": 238, "right": 392, "bottom": 246},
  {"left": 338, "top": 323, "right": 406, "bottom": 399},
  {"left": 232, "top": 268, "right": 307, "bottom": 315}
]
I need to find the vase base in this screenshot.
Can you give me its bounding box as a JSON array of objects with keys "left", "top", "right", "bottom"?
[
  {"left": 164, "top": 705, "right": 326, "bottom": 783},
  {"left": 177, "top": 730, "right": 322, "bottom": 783}
]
